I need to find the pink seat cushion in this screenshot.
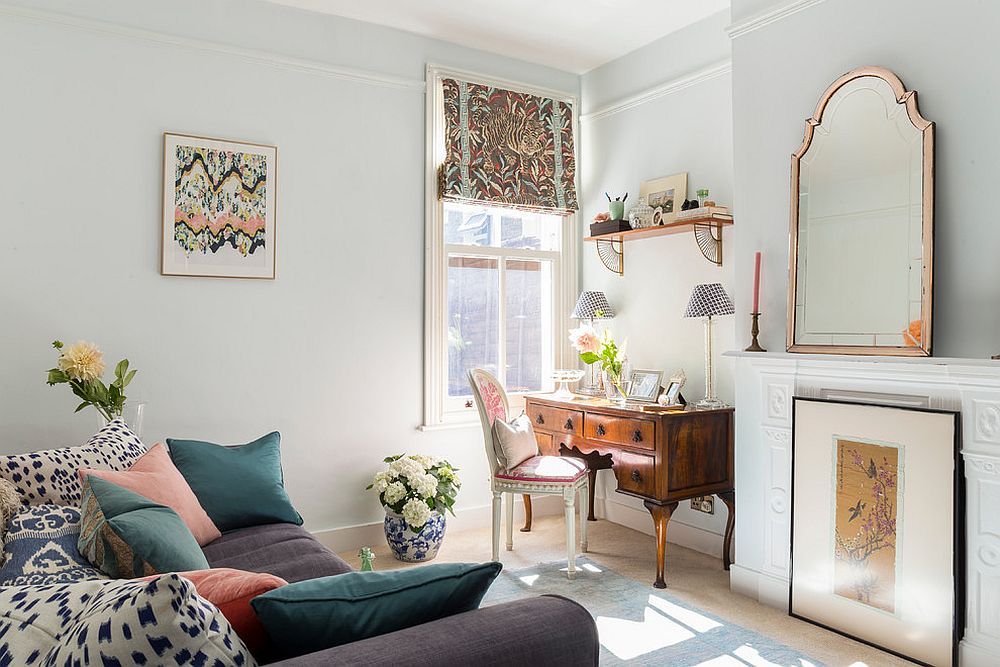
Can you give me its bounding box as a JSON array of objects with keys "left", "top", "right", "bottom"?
[
  {"left": 495, "top": 455, "right": 587, "bottom": 483},
  {"left": 79, "top": 443, "right": 221, "bottom": 546}
]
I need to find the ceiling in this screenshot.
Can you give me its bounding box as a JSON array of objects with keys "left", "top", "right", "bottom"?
[{"left": 264, "top": 0, "right": 730, "bottom": 73}]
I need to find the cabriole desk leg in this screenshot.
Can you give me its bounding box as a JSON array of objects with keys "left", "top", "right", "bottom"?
[{"left": 643, "top": 500, "right": 678, "bottom": 589}]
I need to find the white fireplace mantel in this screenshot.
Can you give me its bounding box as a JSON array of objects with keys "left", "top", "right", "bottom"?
[{"left": 724, "top": 350, "right": 1000, "bottom": 667}]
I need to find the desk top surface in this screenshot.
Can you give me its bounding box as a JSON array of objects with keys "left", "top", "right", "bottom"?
[{"left": 526, "top": 393, "right": 734, "bottom": 418}]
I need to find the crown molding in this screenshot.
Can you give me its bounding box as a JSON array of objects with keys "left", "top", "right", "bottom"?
[
  {"left": 727, "top": 0, "right": 829, "bottom": 39},
  {"left": 0, "top": 3, "right": 425, "bottom": 92},
  {"left": 580, "top": 59, "right": 732, "bottom": 124}
]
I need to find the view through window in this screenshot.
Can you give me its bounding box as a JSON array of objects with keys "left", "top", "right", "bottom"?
[{"left": 444, "top": 201, "right": 561, "bottom": 403}]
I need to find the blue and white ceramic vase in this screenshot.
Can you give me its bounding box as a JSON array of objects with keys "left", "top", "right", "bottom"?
[{"left": 384, "top": 509, "right": 446, "bottom": 562}]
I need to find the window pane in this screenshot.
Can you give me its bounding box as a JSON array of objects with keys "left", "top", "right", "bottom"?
[
  {"left": 504, "top": 259, "right": 553, "bottom": 393},
  {"left": 447, "top": 256, "right": 499, "bottom": 396},
  {"left": 444, "top": 201, "right": 561, "bottom": 251}
]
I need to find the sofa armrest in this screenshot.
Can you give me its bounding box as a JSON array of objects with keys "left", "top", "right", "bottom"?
[{"left": 269, "top": 595, "right": 599, "bottom": 667}]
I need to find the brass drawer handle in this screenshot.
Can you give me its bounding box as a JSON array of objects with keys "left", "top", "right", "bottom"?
[
  {"left": 596, "top": 424, "right": 606, "bottom": 436},
  {"left": 632, "top": 429, "right": 643, "bottom": 443},
  {"left": 564, "top": 418, "right": 574, "bottom": 430},
  {"left": 536, "top": 413, "right": 544, "bottom": 425},
  {"left": 631, "top": 469, "right": 641, "bottom": 483}
]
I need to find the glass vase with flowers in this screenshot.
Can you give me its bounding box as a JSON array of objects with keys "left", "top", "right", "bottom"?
[{"left": 569, "top": 325, "right": 628, "bottom": 404}]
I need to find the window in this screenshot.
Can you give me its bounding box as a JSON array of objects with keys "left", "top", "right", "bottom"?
[{"left": 423, "top": 67, "right": 578, "bottom": 427}]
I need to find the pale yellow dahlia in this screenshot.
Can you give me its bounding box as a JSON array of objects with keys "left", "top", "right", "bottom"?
[{"left": 58, "top": 341, "right": 106, "bottom": 382}]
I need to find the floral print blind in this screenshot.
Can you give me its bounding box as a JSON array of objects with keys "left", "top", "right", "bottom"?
[{"left": 440, "top": 78, "right": 578, "bottom": 214}]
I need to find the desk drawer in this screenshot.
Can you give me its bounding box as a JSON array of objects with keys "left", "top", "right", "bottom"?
[
  {"left": 526, "top": 404, "right": 583, "bottom": 436},
  {"left": 584, "top": 414, "right": 655, "bottom": 451},
  {"left": 614, "top": 450, "right": 657, "bottom": 497},
  {"left": 534, "top": 432, "right": 556, "bottom": 456}
]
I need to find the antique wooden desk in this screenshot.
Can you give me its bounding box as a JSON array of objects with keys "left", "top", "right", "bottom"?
[{"left": 524, "top": 394, "right": 734, "bottom": 588}]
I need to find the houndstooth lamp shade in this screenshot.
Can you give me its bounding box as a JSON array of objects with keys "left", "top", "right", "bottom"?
[
  {"left": 683, "top": 283, "right": 735, "bottom": 318},
  {"left": 571, "top": 291, "right": 615, "bottom": 319}
]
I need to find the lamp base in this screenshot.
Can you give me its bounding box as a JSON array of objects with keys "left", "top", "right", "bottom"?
[{"left": 694, "top": 397, "right": 728, "bottom": 409}]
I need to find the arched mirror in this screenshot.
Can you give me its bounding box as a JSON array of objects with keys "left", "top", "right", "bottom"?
[{"left": 787, "top": 67, "right": 934, "bottom": 356}]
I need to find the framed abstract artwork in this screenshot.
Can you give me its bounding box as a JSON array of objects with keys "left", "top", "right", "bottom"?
[
  {"left": 161, "top": 133, "right": 277, "bottom": 279},
  {"left": 790, "top": 397, "right": 963, "bottom": 667}
]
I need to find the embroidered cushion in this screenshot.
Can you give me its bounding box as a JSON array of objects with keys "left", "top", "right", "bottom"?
[
  {"left": 251, "top": 561, "right": 502, "bottom": 659},
  {"left": 495, "top": 455, "right": 587, "bottom": 482},
  {"left": 0, "top": 574, "right": 256, "bottom": 666},
  {"left": 167, "top": 431, "right": 303, "bottom": 531},
  {"left": 77, "top": 475, "right": 209, "bottom": 578},
  {"left": 80, "top": 443, "right": 221, "bottom": 546},
  {"left": 491, "top": 413, "right": 540, "bottom": 471},
  {"left": 0, "top": 419, "right": 146, "bottom": 507},
  {"left": 136, "top": 568, "right": 287, "bottom": 655},
  {"left": 0, "top": 504, "right": 107, "bottom": 585}
]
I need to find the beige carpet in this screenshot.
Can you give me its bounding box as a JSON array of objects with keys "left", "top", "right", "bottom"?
[{"left": 339, "top": 515, "right": 916, "bottom": 666}]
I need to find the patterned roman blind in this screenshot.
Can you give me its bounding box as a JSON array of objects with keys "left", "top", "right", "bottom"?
[{"left": 439, "top": 78, "right": 578, "bottom": 215}]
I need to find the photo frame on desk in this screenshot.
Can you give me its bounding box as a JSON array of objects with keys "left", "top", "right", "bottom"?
[
  {"left": 627, "top": 369, "right": 662, "bottom": 403},
  {"left": 662, "top": 380, "right": 684, "bottom": 406}
]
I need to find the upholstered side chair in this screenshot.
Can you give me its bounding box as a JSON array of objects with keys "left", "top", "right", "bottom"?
[{"left": 468, "top": 368, "right": 588, "bottom": 579}]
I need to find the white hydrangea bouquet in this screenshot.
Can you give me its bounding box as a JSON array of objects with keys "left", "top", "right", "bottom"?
[{"left": 367, "top": 454, "right": 461, "bottom": 529}]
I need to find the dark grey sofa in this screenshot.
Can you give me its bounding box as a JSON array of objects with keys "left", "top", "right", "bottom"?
[{"left": 202, "top": 524, "right": 600, "bottom": 666}]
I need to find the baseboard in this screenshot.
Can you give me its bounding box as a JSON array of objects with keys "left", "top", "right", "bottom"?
[
  {"left": 729, "top": 564, "right": 789, "bottom": 611},
  {"left": 595, "top": 496, "right": 724, "bottom": 558},
  {"left": 311, "top": 495, "right": 564, "bottom": 554}
]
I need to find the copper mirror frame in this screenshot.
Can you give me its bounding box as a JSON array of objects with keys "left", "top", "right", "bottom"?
[{"left": 787, "top": 66, "right": 934, "bottom": 356}]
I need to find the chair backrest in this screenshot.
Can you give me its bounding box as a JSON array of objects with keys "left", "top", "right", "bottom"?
[{"left": 467, "top": 368, "right": 509, "bottom": 477}]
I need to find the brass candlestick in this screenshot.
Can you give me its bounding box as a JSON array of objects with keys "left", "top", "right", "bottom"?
[{"left": 745, "top": 312, "right": 766, "bottom": 352}]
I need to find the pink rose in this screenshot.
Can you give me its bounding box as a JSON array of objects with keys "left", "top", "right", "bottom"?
[{"left": 569, "top": 325, "right": 600, "bottom": 354}]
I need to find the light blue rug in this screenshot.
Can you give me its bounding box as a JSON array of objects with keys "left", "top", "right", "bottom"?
[{"left": 482, "top": 557, "right": 825, "bottom": 667}]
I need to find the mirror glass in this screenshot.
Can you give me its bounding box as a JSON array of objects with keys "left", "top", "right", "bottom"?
[{"left": 789, "top": 68, "right": 933, "bottom": 355}]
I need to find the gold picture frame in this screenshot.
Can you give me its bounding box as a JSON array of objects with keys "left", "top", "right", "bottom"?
[
  {"left": 639, "top": 172, "right": 687, "bottom": 226},
  {"left": 161, "top": 132, "right": 278, "bottom": 279}
]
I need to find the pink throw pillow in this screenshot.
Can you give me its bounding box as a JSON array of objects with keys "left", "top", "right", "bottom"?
[{"left": 80, "top": 443, "right": 221, "bottom": 546}]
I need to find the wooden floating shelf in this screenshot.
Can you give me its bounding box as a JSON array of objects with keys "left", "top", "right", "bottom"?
[{"left": 585, "top": 212, "right": 734, "bottom": 274}]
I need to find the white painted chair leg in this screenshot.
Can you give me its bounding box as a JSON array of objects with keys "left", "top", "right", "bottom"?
[
  {"left": 580, "top": 481, "right": 589, "bottom": 553},
  {"left": 564, "top": 489, "right": 576, "bottom": 580},
  {"left": 492, "top": 491, "right": 502, "bottom": 561},
  {"left": 505, "top": 492, "right": 514, "bottom": 551}
]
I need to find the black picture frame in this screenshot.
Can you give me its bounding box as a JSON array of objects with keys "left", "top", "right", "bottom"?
[{"left": 789, "top": 396, "right": 965, "bottom": 667}]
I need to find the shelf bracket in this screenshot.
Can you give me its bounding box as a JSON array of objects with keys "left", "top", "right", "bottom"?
[
  {"left": 693, "top": 219, "right": 723, "bottom": 266},
  {"left": 596, "top": 239, "right": 623, "bottom": 275}
]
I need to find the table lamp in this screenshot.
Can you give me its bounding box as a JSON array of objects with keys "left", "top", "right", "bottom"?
[
  {"left": 572, "top": 291, "right": 615, "bottom": 395},
  {"left": 683, "top": 283, "right": 734, "bottom": 409}
]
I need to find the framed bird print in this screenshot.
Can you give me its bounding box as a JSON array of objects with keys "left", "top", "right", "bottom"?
[
  {"left": 161, "top": 132, "right": 277, "bottom": 279},
  {"left": 790, "top": 397, "right": 963, "bottom": 667}
]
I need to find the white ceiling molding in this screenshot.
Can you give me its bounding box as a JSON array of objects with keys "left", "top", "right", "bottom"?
[
  {"left": 726, "top": 0, "right": 829, "bottom": 39},
  {"left": 580, "top": 59, "right": 732, "bottom": 124},
  {"left": 0, "top": 3, "right": 425, "bottom": 92}
]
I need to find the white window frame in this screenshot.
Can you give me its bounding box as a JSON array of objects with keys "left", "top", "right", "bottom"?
[{"left": 422, "top": 64, "right": 580, "bottom": 429}]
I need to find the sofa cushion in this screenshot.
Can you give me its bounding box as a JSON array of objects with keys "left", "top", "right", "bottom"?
[
  {"left": 202, "top": 523, "right": 352, "bottom": 583},
  {"left": 0, "top": 504, "right": 107, "bottom": 585},
  {"left": 77, "top": 475, "right": 209, "bottom": 578},
  {"left": 251, "top": 561, "right": 503, "bottom": 659},
  {"left": 80, "top": 443, "right": 221, "bottom": 546},
  {"left": 0, "top": 574, "right": 256, "bottom": 666},
  {"left": 167, "top": 431, "right": 303, "bottom": 531},
  {"left": 136, "top": 567, "right": 286, "bottom": 655},
  {"left": 0, "top": 418, "right": 146, "bottom": 506}
]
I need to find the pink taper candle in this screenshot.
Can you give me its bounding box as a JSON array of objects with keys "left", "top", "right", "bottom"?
[{"left": 752, "top": 251, "right": 761, "bottom": 312}]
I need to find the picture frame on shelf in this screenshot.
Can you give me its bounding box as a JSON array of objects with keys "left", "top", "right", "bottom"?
[
  {"left": 639, "top": 172, "right": 687, "bottom": 226},
  {"left": 790, "top": 397, "right": 963, "bottom": 667},
  {"left": 626, "top": 369, "right": 662, "bottom": 403},
  {"left": 161, "top": 132, "right": 278, "bottom": 279}
]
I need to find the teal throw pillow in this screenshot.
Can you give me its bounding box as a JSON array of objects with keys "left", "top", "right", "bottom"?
[
  {"left": 251, "top": 561, "right": 502, "bottom": 657},
  {"left": 77, "top": 475, "right": 209, "bottom": 578},
  {"left": 166, "top": 431, "right": 302, "bottom": 532}
]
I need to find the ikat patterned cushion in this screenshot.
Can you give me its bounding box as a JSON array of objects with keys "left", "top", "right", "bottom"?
[
  {"left": 0, "top": 574, "right": 257, "bottom": 666},
  {"left": 0, "top": 504, "right": 107, "bottom": 586},
  {"left": 0, "top": 419, "right": 147, "bottom": 507}
]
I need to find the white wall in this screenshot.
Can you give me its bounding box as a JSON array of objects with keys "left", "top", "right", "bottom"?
[
  {"left": 579, "top": 10, "right": 736, "bottom": 549},
  {"left": 0, "top": 0, "right": 577, "bottom": 536},
  {"left": 731, "top": 0, "right": 1000, "bottom": 357}
]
